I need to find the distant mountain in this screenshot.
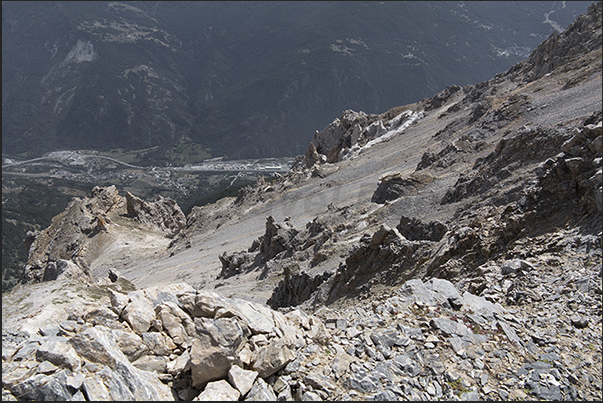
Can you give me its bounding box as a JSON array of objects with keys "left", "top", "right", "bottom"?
[{"left": 2, "top": 1, "right": 594, "bottom": 161}]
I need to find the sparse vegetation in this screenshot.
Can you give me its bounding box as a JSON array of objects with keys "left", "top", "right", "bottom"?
[{"left": 447, "top": 378, "right": 471, "bottom": 395}]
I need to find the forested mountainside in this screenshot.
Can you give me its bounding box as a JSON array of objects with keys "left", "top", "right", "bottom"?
[{"left": 2, "top": 1, "right": 593, "bottom": 160}]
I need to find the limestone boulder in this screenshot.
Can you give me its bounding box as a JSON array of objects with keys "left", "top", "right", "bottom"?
[
  {"left": 68, "top": 327, "right": 123, "bottom": 368},
  {"left": 9, "top": 371, "right": 73, "bottom": 401},
  {"left": 167, "top": 350, "right": 191, "bottom": 377},
  {"left": 251, "top": 337, "right": 296, "bottom": 378},
  {"left": 67, "top": 326, "right": 174, "bottom": 400},
  {"left": 196, "top": 379, "right": 240, "bottom": 401},
  {"left": 111, "top": 328, "right": 148, "bottom": 362},
  {"left": 132, "top": 355, "right": 168, "bottom": 373},
  {"left": 155, "top": 303, "right": 192, "bottom": 347},
  {"left": 190, "top": 317, "right": 244, "bottom": 389},
  {"left": 141, "top": 331, "right": 177, "bottom": 356},
  {"left": 178, "top": 289, "right": 229, "bottom": 318},
  {"left": 120, "top": 292, "right": 155, "bottom": 334},
  {"left": 35, "top": 339, "right": 81, "bottom": 371},
  {"left": 228, "top": 364, "right": 258, "bottom": 397},
  {"left": 244, "top": 377, "right": 277, "bottom": 401}
]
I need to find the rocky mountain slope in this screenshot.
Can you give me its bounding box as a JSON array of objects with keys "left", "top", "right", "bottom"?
[
  {"left": 2, "top": 2, "right": 602, "bottom": 401},
  {"left": 7, "top": 1, "right": 594, "bottom": 290}
]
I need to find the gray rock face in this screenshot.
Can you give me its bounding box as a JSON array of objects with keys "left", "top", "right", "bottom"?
[
  {"left": 190, "top": 317, "right": 244, "bottom": 388},
  {"left": 397, "top": 216, "right": 448, "bottom": 242},
  {"left": 442, "top": 119, "right": 602, "bottom": 233},
  {"left": 125, "top": 192, "right": 186, "bottom": 238},
  {"left": 371, "top": 171, "right": 436, "bottom": 204},
  {"left": 155, "top": 301, "right": 194, "bottom": 347},
  {"left": 508, "top": 1, "right": 602, "bottom": 83},
  {"left": 310, "top": 110, "right": 372, "bottom": 162},
  {"left": 268, "top": 266, "right": 332, "bottom": 309}
]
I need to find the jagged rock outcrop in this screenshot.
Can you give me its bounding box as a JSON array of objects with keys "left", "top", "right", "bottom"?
[
  {"left": 218, "top": 208, "right": 349, "bottom": 282},
  {"left": 263, "top": 211, "right": 499, "bottom": 309},
  {"left": 507, "top": 1, "right": 602, "bottom": 83},
  {"left": 21, "top": 186, "right": 188, "bottom": 284},
  {"left": 397, "top": 215, "right": 448, "bottom": 242},
  {"left": 257, "top": 216, "right": 300, "bottom": 261},
  {"left": 424, "top": 85, "right": 462, "bottom": 111},
  {"left": 218, "top": 215, "right": 300, "bottom": 279},
  {"left": 267, "top": 264, "right": 333, "bottom": 309},
  {"left": 306, "top": 224, "right": 433, "bottom": 307},
  {"left": 371, "top": 171, "right": 436, "bottom": 204},
  {"left": 309, "top": 109, "right": 374, "bottom": 163},
  {"left": 295, "top": 107, "right": 423, "bottom": 169},
  {"left": 442, "top": 114, "right": 602, "bottom": 234},
  {"left": 414, "top": 2, "right": 601, "bottom": 179},
  {"left": 21, "top": 185, "right": 122, "bottom": 284},
  {"left": 415, "top": 134, "right": 485, "bottom": 171},
  {"left": 125, "top": 192, "right": 186, "bottom": 239}
]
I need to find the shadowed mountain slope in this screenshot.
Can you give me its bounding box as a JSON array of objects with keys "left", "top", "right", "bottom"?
[{"left": 2, "top": 1, "right": 593, "bottom": 160}]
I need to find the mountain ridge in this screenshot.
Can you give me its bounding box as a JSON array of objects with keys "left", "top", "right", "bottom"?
[
  {"left": 2, "top": 2, "right": 602, "bottom": 401},
  {"left": 3, "top": 2, "right": 595, "bottom": 288}
]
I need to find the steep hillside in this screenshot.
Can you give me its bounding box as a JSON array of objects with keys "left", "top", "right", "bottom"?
[
  {"left": 2, "top": 1, "right": 594, "bottom": 291},
  {"left": 4, "top": 0, "right": 594, "bottom": 293},
  {"left": 2, "top": 2, "right": 602, "bottom": 401}
]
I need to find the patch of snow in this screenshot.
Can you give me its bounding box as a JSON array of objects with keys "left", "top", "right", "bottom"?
[
  {"left": 63, "top": 40, "right": 98, "bottom": 64},
  {"left": 342, "top": 111, "right": 424, "bottom": 160},
  {"left": 330, "top": 44, "right": 354, "bottom": 55},
  {"left": 492, "top": 45, "right": 532, "bottom": 59},
  {"left": 348, "top": 38, "right": 369, "bottom": 50}
]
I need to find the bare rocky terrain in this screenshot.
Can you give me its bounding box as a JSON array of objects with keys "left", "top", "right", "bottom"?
[{"left": 3, "top": 2, "right": 602, "bottom": 401}]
